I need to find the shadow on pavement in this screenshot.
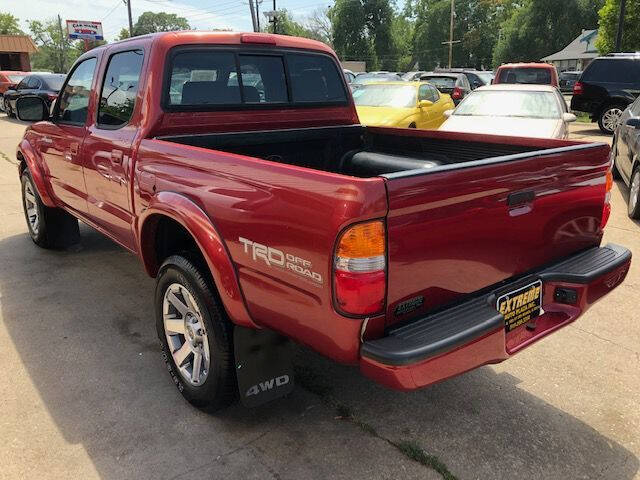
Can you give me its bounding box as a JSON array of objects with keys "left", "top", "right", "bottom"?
[{"left": 1, "top": 226, "right": 638, "bottom": 479}]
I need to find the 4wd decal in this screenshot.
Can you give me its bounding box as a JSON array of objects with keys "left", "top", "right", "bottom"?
[{"left": 239, "top": 237, "right": 323, "bottom": 284}]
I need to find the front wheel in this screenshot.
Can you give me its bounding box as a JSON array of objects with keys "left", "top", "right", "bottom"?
[
  {"left": 598, "top": 104, "right": 625, "bottom": 134},
  {"left": 628, "top": 168, "right": 640, "bottom": 219},
  {"left": 155, "top": 254, "right": 236, "bottom": 411},
  {"left": 21, "top": 172, "right": 79, "bottom": 248},
  {"left": 5, "top": 97, "right": 14, "bottom": 117}
]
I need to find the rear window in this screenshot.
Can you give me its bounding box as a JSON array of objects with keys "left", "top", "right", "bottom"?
[
  {"left": 43, "top": 76, "right": 65, "bottom": 91},
  {"left": 582, "top": 59, "right": 640, "bottom": 83},
  {"left": 422, "top": 76, "right": 456, "bottom": 88},
  {"left": 498, "top": 68, "right": 551, "bottom": 85},
  {"left": 7, "top": 74, "right": 26, "bottom": 83},
  {"left": 166, "top": 49, "right": 347, "bottom": 109}
]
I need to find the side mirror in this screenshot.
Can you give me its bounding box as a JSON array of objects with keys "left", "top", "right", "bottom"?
[
  {"left": 16, "top": 96, "right": 49, "bottom": 122},
  {"left": 443, "top": 109, "right": 454, "bottom": 118},
  {"left": 418, "top": 100, "right": 433, "bottom": 109},
  {"left": 625, "top": 117, "right": 640, "bottom": 129},
  {"left": 562, "top": 112, "right": 577, "bottom": 123},
  {"left": 472, "top": 80, "right": 483, "bottom": 89}
]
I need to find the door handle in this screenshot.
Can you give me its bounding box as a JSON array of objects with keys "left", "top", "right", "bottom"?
[
  {"left": 111, "top": 149, "right": 124, "bottom": 164},
  {"left": 507, "top": 190, "right": 535, "bottom": 206},
  {"left": 69, "top": 142, "right": 79, "bottom": 155},
  {"left": 41, "top": 136, "right": 52, "bottom": 145}
]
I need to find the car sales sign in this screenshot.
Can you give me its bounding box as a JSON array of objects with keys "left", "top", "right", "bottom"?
[{"left": 66, "top": 20, "right": 104, "bottom": 41}]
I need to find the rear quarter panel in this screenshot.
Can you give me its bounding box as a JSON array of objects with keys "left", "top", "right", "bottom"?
[{"left": 135, "top": 139, "right": 388, "bottom": 364}]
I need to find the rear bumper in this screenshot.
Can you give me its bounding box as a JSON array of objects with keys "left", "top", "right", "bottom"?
[{"left": 360, "top": 244, "right": 631, "bottom": 391}]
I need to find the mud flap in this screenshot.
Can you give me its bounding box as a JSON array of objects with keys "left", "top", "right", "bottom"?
[{"left": 234, "top": 326, "right": 294, "bottom": 408}]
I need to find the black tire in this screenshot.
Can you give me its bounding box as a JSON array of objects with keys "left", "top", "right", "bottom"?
[
  {"left": 21, "top": 172, "right": 80, "bottom": 248},
  {"left": 598, "top": 103, "right": 626, "bottom": 134},
  {"left": 408, "top": 122, "right": 417, "bottom": 129},
  {"left": 5, "top": 98, "right": 14, "bottom": 117},
  {"left": 155, "top": 254, "right": 236, "bottom": 412},
  {"left": 628, "top": 167, "right": 640, "bottom": 219}
]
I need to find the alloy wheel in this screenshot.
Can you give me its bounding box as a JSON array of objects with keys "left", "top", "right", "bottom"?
[
  {"left": 602, "top": 107, "right": 623, "bottom": 133},
  {"left": 23, "top": 178, "right": 40, "bottom": 236},
  {"left": 163, "top": 282, "right": 210, "bottom": 387}
]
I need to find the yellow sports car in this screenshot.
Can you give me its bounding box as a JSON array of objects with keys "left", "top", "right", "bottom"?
[{"left": 353, "top": 81, "right": 455, "bottom": 129}]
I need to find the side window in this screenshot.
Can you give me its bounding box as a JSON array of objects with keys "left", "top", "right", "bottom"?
[
  {"left": 57, "top": 57, "right": 97, "bottom": 125},
  {"left": 237, "top": 55, "right": 287, "bottom": 103},
  {"left": 418, "top": 84, "right": 430, "bottom": 102},
  {"left": 429, "top": 85, "right": 440, "bottom": 102},
  {"left": 169, "top": 51, "right": 239, "bottom": 106},
  {"left": 287, "top": 53, "right": 347, "bottom": 103},
  {"left": 98, "top": 50, "right": 144, "bottom": 127},
  {"left": 27, "top": 77, "right": 41, "bottom": 89},
  {"left": 16, "top": 77, "right": 29, "bottom": 89}
]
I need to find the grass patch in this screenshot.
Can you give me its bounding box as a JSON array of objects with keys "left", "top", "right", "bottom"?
[
  {"left": 395, "top": 440, "right": 457, "bottom": 480},
  {"left": 575, "top": 112, "right": 591, "bottom": 123}
]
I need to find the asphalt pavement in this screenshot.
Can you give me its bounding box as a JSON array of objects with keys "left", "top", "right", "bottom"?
[{"left": 0, "top": 117, "right": 638, "bottom": 480}]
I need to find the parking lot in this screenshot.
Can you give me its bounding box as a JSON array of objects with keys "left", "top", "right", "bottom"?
[{"left": 0, "top": 115, "right": 638, "bottom": 480}]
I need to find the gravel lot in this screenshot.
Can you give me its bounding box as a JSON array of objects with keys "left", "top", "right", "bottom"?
[{"left": 0, "top": 116, "right": 638, "bottom": 480}]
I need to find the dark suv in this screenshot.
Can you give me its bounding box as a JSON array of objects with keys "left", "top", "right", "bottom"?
[{"left": 571, "top": 53, "right": 640, "bottom": 134}]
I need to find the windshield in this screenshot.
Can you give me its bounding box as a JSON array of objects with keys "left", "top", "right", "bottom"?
[
  {"left": 498, "top": 67, "right": 551, "bottom": 84},
  {"left": 44, "top": 76, "right": 66, "bottom": 91},
  {"left": 475, "top": 72, "right": 494, "bottom": 84},
  {"left": 454, "top": 90, "right": 561, "bottom": 119},
  {"left": 7, "top": 74, "right": 26, "bottom": 83},
  {"left": 353, "top": 73, "right": 401, "bottom": 84},
  {"left": 352, "top": 84, "right": 417, "bottom": 108},
  {"left": 422, "top": 76, "right": 456, "bottom": 88}
]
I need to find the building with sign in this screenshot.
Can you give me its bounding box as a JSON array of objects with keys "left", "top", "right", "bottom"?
[{"left": 0, "top": 35, "right": 38, "bottom": 71}]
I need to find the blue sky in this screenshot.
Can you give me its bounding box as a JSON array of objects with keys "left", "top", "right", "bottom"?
[{"left": 11, "top": 0, "right": 344, "bottom": 41}]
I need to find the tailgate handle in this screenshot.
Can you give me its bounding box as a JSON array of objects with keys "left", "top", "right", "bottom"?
[{"left": 508, "top": 190, "right": 535, "bottom": 206}]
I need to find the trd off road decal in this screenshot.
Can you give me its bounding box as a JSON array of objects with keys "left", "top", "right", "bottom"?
[{"left": 239, "top": 237, "right": 323, "bottom": 284}]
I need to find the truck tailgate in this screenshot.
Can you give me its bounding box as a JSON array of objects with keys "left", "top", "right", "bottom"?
[{"left": 383, "top": 142, "right": 611, "bottom": 326}]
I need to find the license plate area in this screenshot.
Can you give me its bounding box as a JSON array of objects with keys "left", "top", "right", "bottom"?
[{"left": 496, "top": 280, "right": 542, "bottom": 332}]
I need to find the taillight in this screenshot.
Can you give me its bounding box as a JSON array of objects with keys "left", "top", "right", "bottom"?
[
  {"left": 601, "top": 168, "right": 613, "bottom": 229},
  {"left": 452, "top": 87, "right": 463, "bottom": 100},
  {"left": 334, "top": 220, "right": 386, "bottom": 316},
  {"left": 573, "top": 81, "right": 584, "bottom": 96},
  {"left": 47, "top": 93, "right": 57, "bottom": 101}
]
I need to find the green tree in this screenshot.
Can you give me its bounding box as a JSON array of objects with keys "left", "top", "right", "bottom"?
[
  {"left": 0, "top": 12, "right": 23, "bottom": 34},
  {"left": 596, "top": 0, "right": 640, "bottom": 54},
  {"left": 28, "top": 18, "right": 83, "bottom": 73},
  {"left": 329, "top": 0, "right": 376, "bottom": 67},
  {"left": 492, "top": 0, "right": 604, "bottom": 66},
  {"left": 131, "top": 11, "right": 190, "bottom": 36}
]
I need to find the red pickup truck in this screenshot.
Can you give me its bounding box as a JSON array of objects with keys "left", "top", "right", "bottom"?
[{"left": 15, "top": 32, "right": 631, "bottom": 411}]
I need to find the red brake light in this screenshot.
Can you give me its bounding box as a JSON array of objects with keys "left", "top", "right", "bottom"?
[
  {"left": 240, "top": 33, "right": 276, "bottom": 45},
  {"left": 452, "top": 87, "right": 463, "bottom": 99},
  {"left": 334, "top": 220, "right": 386, "bottom": 316},
  {"left": 573, "top": 81, "right": 584, "bottom": 96}
]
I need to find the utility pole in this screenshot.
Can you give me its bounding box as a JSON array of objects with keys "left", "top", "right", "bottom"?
[
  {"left": 272, "top": 0, "right": 277, "bottom": 34},
  {"left": 615, "top": 0, "right": 626, "bottom": 52},
  {"left": 125, "top": 0, "right": 134, "bottom": 37},
  {"left": 256, "top": 0, "right": 261, "bottom": 31},
  {"left": 248, "top": 0, "right": 258, "bottom": 32},
  {"left": 57, "top": 14, "right": 66, "bottom": 73},
  {"left": 441, "top": 0, "right": 460, "bottom": 68}
]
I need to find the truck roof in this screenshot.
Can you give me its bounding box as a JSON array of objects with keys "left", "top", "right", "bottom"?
[{"left": 105, "top": 31, "right": 335, "bottom": 55}]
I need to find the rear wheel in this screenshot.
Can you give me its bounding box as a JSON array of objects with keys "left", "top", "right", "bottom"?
[
  {"left": 598, "top": 104, "right": 625, "bottom": 134},
  {"left": 408, "top": 122, "right": 417, "bottom": 128},
  {"left": 628, "top": 168, "right": 640, "bottom": 219},
  {"left": 21, "top": 172, "right": 79, "bottom": 248},
  {"left": 155, "top": 254, "right": 236, "bottom": 411}
]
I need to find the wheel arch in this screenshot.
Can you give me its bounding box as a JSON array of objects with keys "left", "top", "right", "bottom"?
[
  {"left": 17, "top": 140, "right": 56, "bottom": 208},
  {"left": 137, "top": 191, "right": 256, "bottom": 328}
]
